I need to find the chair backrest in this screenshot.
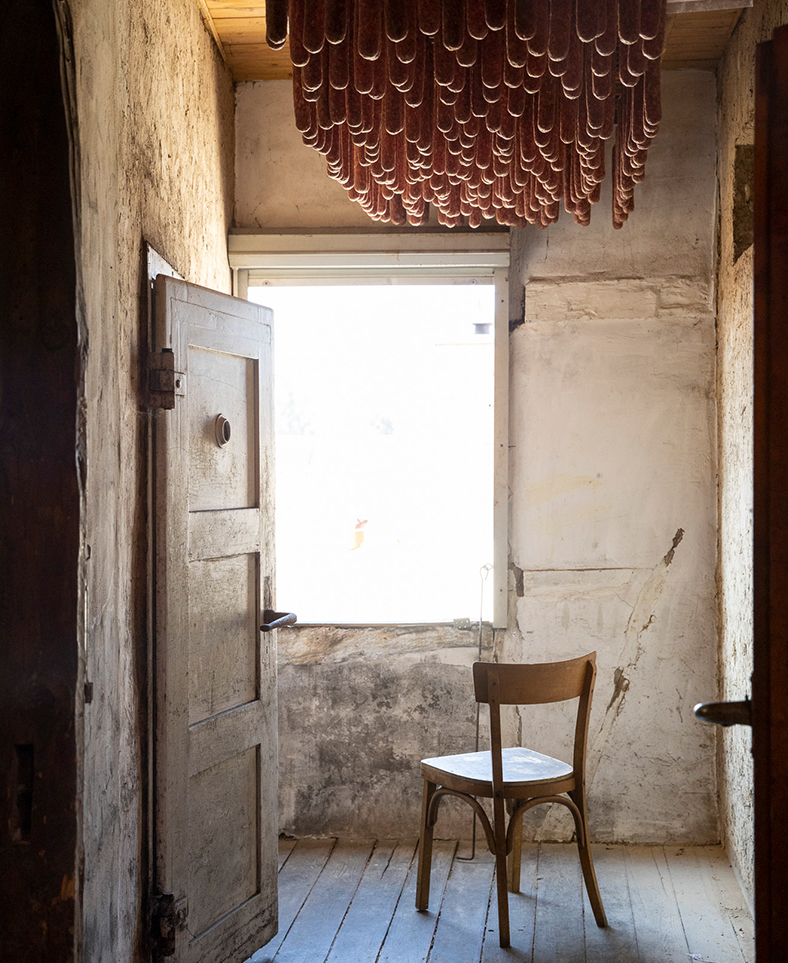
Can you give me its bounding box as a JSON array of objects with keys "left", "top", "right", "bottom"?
[
  {"left": 473, "top": 654, "right": 595, "bottom": 706},
  {"left": 472, "top": 653, "right": 597, "bottom": 785}
]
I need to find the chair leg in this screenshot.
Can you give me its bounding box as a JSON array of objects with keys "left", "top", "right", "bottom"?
[
  {"left": 569, "top": 788, "right": 607, "bottom": 928},
  {"left": 507, "top": 807, "right": 523, "bottom": 893},
  {"left": 492, "top": 796, "right": 510, "bottom": 947},
  {"left": 416, "top": 780, "right": 437, "bottom": 910}
]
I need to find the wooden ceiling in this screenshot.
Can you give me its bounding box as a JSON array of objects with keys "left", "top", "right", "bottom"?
[{"left": 198, "top": 0, "right": 749, "bottom": 82}]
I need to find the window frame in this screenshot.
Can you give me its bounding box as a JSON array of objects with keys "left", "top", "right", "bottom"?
[{"left": 228, "top": 231, "right": 510, "bottom": 628}]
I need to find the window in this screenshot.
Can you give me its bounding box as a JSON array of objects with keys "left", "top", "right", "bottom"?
[{"left": 230, "top": 233, "right": 509, "bottom": 627}]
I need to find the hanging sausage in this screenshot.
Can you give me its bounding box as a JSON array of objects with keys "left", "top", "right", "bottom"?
[{"left": 275, "top": 0, "right": 667, "bottom": 227}]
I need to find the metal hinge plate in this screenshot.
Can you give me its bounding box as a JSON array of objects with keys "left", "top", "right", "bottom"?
[
  {"left": 149, "top": 349, "right": 185, "bottom": 409},
  {"left": 150, "top": 891, "right": 189, "bottom": 957}
]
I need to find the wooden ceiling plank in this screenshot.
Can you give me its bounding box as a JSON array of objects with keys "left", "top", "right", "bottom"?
[
  {"left": 196, "top": 0, "right": 227, "bottom": 62},
  {"left": 670, "top": 12, "right": 741, "bottom": 25},
  {"left": 210, "top": 2, "right": 748, "bottom": 81},
  {"left": 667, "top": 0, "right": 750, "bottom": 11},
  {"left": 662, "top": 60, "right": 721, "bottom": 68},
  {"left": 206, "top": 0, "right": 266, "bottom": 10},
  {"left": 207, "top": 7, "right": 270, "bottom": 17},
  {"left": 213, "top": 21, "right": 268, "bottom": 42}
]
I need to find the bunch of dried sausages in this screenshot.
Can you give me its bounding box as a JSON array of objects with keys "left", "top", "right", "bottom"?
[{"left": 266, "top": 0, "right": 666, "bottom": 228}]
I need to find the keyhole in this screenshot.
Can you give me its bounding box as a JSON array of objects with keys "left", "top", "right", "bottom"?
[{"left": 214, "top": 414, "right": 231, "bottom": 448}]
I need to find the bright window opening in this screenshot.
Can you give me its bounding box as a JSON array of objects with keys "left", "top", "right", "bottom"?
[{"left": 248, "top": 283, "right": 495, "bottom": 624}]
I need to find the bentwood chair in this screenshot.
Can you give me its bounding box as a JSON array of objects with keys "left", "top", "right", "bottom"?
[{"left": 415, "top": 653, "right": 607, "bottom": 948}]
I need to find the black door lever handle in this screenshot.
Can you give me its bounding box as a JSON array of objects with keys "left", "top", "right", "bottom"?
[
  {"left": 693, "top": 700, "right": 752, "bottom": 727},
  {"left": 260, "top": 609, "right": 298, "bottom": 632}
]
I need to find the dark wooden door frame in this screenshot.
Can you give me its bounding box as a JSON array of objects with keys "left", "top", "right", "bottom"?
[
  {"left": 753, "top": 24, "right": 788, "bottom": 962},
  {"left": 0, "top": 3, "right": 82, "bottom": 960}
]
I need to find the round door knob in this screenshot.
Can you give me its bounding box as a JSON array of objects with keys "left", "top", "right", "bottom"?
[{"left": 214, "top": 414, "right": 232, "bottom": 448}]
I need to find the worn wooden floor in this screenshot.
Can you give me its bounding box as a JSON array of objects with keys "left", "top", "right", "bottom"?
[{"left": 247, "top": 838, "right": 754, "bottom": 963}]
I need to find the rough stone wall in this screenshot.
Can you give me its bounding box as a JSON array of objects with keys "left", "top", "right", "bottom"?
[
  {"left": 507, "top": 71, "right": 720, "bottom": 844},
  {"left": 67, "top": 1, "right": 234, "bottom": 959},
  {"left": 278, "top": 625, "right": 497, "bottom": 837},
  {"left": 716, "top": 0, "right": 788, "bottom": 910}
]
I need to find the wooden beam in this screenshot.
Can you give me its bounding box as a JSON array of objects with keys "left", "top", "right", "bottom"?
[{"left": 196, "top": 0, "right": 227, "bottom": 62}]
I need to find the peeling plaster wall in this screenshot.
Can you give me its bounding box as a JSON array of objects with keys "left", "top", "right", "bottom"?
[
  {"left": 67, "top": 1, "right": 234, "bottom": 959},
  {"left": 507, "top": 71, "right": 719, "bottom": 843},
  {"left": 715, "top": 1, "right": 788, "bottom": 910}
]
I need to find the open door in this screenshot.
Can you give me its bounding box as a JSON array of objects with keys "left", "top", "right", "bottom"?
[
  {"left": 151, "top": 276, "right": 280, "bottom": 962},
  {"left": 752, "top": 25, "right": 788, "bottom": 962},
  {"left": 689, "top": 25, "right": 788, "bottom": 961}
]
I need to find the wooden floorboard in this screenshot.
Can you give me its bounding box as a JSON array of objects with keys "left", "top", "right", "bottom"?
[
  {"left": 429, "top": 849, "right": 495, "bottom": 962},
  {"left": 531, "top": 844, "right": 586, "bottom": 963},
  {"left": 277, "top": 838, "right": 296, "bottom": 871},
  {"left": 249, "top": 838, "right": 336, "bottom": 963},
  {"left": 377, "top": 839, "right": 457, "bottom": 963},
  {"left": 626, "top": 846, "right": 690, "bottom": 963},
  {"left": 582, "top": 845, "right": 640, "bottom": 963},
  {"left": 325, "top": 839, "right": 417, "bottom": 963},
  {"left": 666, "top": 845, "right": 747, "bottom": 963},
  {"left": 271, "top": 839, "right": 372, "bottom": 963},
  {"left": 480, "top": 842, "right": 539, "bottom": 963},
  {"left": 703, "top": 846, "right": 755, "bottom": 963},
  {"left": 246, "top": 840, "right": 754, "bottom": 963}
]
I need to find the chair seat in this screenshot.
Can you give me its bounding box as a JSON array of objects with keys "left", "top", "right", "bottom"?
[{"left": 421, "top": 746, "right": 574, "bottom": 794}]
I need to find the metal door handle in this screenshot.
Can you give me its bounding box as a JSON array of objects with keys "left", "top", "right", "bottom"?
[
  {"left": 693, "top": 700, "right": 752, "bottom": 727},
  {"left": 260, "top": 609, "right": 297, "bottom": 632}
]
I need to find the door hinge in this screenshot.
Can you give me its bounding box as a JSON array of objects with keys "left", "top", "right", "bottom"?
[
  {"left": 150, "top": 892, "right": 189, "bottom": 957},
  {"left": 149, "top": 349, "right": 185, "bottom": 409}
]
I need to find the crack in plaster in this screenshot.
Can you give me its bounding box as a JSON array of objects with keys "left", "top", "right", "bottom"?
[
  {"left": 533, "top": 527, "right": 685, "bottom": 840},
  {"left": 587, "top": 527, "right": 684, "bottom": 777}
]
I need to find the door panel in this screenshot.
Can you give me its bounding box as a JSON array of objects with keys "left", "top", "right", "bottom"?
[
  {"left": 188, "top": 346, "right": 258, "bottom": 512},
  {"left": 153, "top": 276, "right": 277, "bottom": 963},
  {"left": 188, "top": 746, "right": 259, "bottom": 937},
  {"left": 187, "top": 553, "right": 259, "bottom": 724}
]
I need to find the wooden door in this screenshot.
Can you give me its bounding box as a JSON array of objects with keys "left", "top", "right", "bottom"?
[
  {"left": 152, "top": 276, "right": 277, "bottom": 962},
  {"left": 753, "top": 24, "right": 788, "bottom": 963}
]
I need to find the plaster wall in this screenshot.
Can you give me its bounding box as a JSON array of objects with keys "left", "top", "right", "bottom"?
[
  {"left": 67, "top": 1, "right": 234, "bottom": 959},
  {"left": 506, "top": 70, "right": 719, "bottom": 843},
  {"left": 235, "top": 79, "right": 467, "bottom": 229},
  {"left": 715, "top": 0, "right": 788, "bottom": 910},
  {"left": 236, "top": 80, "right": 377, "bottom": 229}
]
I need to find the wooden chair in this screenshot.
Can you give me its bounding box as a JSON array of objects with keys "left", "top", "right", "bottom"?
[{"left": 415, "top": 653, "right": 607, "bottom": 948}]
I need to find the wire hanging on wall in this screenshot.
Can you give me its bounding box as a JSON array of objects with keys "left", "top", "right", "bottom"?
[
  {"left": 265, "top": 0, "right": 667, "bottom": 229},
  {"left": 457, "top": 562, "right": 493, "bottom": 862}
]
